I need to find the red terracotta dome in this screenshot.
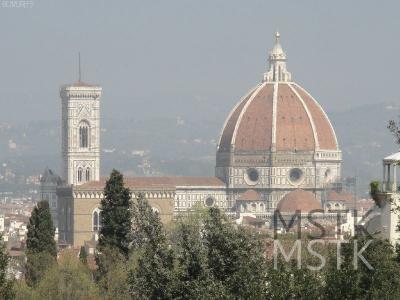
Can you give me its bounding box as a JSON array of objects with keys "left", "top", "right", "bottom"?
[
  {"left": 217, "top": 33, "right": 338, "bottom": 153},
  {"left": 277, "top": 189, "right": 322, "bottom": 213},
  {"left": 218, "top": 82, "right": 338, "bottom": 152}
]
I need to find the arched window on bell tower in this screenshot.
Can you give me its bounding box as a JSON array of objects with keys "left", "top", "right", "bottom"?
[
  {"left": 85, "top": 168, "right": 91, "bottom": 182},
  {"left": 77, "top": 168, "right": 83, "bottom": 183},
  {"left": 79, "top": 121, "right": 90, "bottom": 148}
]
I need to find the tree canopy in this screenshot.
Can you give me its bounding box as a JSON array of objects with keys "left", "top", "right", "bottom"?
[
  {"left": 26, "top": 200, "right": 56, "bottom": 256},
  {"left": 98, "top": 169, "right": 132, "bottom": 257}
]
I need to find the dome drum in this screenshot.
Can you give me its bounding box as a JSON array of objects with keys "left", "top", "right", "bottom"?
[{"left": 215, "top": 32, "right": 342, "bottom": 214}]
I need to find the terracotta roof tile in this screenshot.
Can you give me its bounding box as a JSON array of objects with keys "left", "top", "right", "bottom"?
[
  {"left": 327, "top": 191, "right": 353, "bottom": 202},
  {"left": 292, "top": 84, "right": 337, "bottom": 150},
  {"left": 237, "top": 189, "right": 262, "bottom": 201},
  {"left": 217, "top": 82, "right": 338, "bottom": 153},
  {"left": 234, "top": 84, "right": 274, "bottom": 151},
  {"left": 77, "top": 176, "right": 226, "bottom": 190},
  {"left": 218, "top": 88, "right": 257, "bottom": 151},
  {"left": 277, "top": 189, "right": 322, "bottom": 213},
  {"left": 276, "top": 84, "right": 315, "bottom": 151}
]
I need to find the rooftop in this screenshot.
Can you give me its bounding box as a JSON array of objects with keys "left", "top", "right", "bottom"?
[{"left": 76, "top": 176, "right": 226, "bottom": 190}]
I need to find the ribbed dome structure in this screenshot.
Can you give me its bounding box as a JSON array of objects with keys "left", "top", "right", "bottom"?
[
  {"left": 218, "top": 82, "right": 338, "bottom": 152},
  {"left": 215, "top": 33, "right": 341, "bottom": 213},
  {"left": 277, "top": 189, "right": 322, "bottom": 213},
  {"left": 217, "top": 32, "right": 338, "bottom": 153}
]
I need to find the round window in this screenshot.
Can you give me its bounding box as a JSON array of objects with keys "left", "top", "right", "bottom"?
[
  {"left": 205, "top": 197, "right": 215, "bottom": 207},
  {"left": 245, "top": 168, "right": 259, "bottom": 185},
  {"left": 289, "top": 168, "right": 303, "bottom": 183}
]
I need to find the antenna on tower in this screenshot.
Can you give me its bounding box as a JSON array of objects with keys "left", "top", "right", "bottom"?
[{"left": 78, "top": 52, "right": 81, "bottom": 82}]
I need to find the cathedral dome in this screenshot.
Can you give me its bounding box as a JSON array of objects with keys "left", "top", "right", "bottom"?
[
  {"left": 217, "top": 33, "right": 338, "bottom": 153},
  {"left": 277, "top": 189, "right": 322, "bottom": 213}
]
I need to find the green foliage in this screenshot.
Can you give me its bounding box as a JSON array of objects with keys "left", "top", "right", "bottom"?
[
  {"left": 128, "top": 194, "right": 176, "bottom": 299},
  {"left": 131, "top": 193, "right": 166, "bottom": 249},
  {"left": 30, "top": 250, "right": 99, "bottom": 300},
  {"left": 79, "top": 246, "right": 87, "bottom": 265},
  {"left": 388, "top": 119, "right": 400, "bottom": 145},
  {"left": 173, "top": 215, "right": 227, "bottom": 299},
  {"left": 97, "top": 170, "right": 132, "bottom": 280},
  {"left": 370, "top": 180, "right": 381, "bottom": 207},
  {"left": 96, "top": 246, "right": 130, "bottom": 299},
  {"left": 325, "top": 236, "right": 400, "bottom": 299},
  {"left": 25, "top": 201, "right": 57, "bottom": 286},
  {"left": 324, "top": 241, "right": 359, "bottom": 300},
  {"left": 100, "top": 253, "right": 131, "bottom": 300},
  {"left": 14, "top": 280, "right": 35, "bottom": 300},
  {"left": 25, "top": 252, "right": 56, "bottom": 287},
  {"left": 203, "top": 208, "right": 266, "bottom": 299},
  {"left": 15, "top": 193, "right": 400, "bottom": 299},
  {"left": 0, "top": 235, "right": 14, "bottom": 300},
  {"left": 265, "top": 239, "right": 324, "bottom": 299},
  {"left": 26, "top": 200, "right": 56, "bottom": 256},
  {"left": 98, "top": 169, "right": 132, "bottom": 257},
  {"left": 267, "top": 257, "right": 322, "bottom": 299}
]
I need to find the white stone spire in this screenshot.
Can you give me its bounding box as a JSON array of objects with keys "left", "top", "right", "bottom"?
[{"left": 263, "top": 32, "right": 292, "bottom": 82}]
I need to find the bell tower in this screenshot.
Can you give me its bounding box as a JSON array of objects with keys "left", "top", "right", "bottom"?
[{"left": 60, "top": 60, "right": 102, "bottom": 186}]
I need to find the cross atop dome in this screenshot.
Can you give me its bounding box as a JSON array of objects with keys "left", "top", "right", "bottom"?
[{"left": 263, "top": 32, "right": 292, "bottom": 82}]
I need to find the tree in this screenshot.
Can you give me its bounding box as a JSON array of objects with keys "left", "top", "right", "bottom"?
[
  {"left": 100, "top": 252, "right": 131, "bottom": 300},
  {"left": 388, "top": 119, "right": 400, "bottom": 145},
  {"left": 97, "top": 170, "right": 132, "bottom": 257},
  {"left": 128, "top": 194, "right": 176, "bottom": 299},
  {"left": 173, "top": 217, "right": 227, "bottom": 299},
  {"left": 26, "top": 200, "right": 56, "bottom": 256},
  {"left": 324, "top": 236, "right": 400, "bottom": 299},
  {"left": 130, "top": 193, "right": 166, "bottom": 249},
  {"left": 79, "top": 246, "right": 87, "bottom": 265},
  {"left": 25, "top": 252, "right": 56, "bottom": 288},
  {"left": 202, "top": 208, "right": 266, "bottom": 298},
  {"left": 25, "top": 200, "right": 57, "bottom": 286},
  {"left": 97, "top": 247, "right": 130, "bottom": 300},
  {"left": 0, "top": 235, "right": 14, "bottom": 300},
  {"left": 35, "top": 250, "right": 100, "bottom": 300}
]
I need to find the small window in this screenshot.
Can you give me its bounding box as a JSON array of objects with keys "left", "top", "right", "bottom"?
[
  {"left": 244, "top": 168, "right": 259, "bottom": 185},
  {"left": 93, "top": 209, "right": 102, "bottom": 232},
  {"left": 85, "top": 168, "right": 90, "bottom": 182},
  {"left": 205, "top": 197, "right": 215, "bottom": 207},
  {"left": 77, "top": 168, "right": 83, "bottom": 183},
  {"left": 79, "top": 121, "right": 90, "bottom": 148},
  {"left": 289, "top": 168, "right": 303, "bottom": 183},
  {"left": 93, "top": 211, "right": 98, "bottom": 231}
]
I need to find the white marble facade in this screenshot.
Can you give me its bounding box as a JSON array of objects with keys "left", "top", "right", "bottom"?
[{"left": 60, "top": 83, "right": 102, "bottom": 186}]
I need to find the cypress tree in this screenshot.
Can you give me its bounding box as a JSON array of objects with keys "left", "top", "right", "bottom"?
[
  {"left": 25, "top": 200, "right": 57, "bottom": 286},
  {"left": 26, "top": 200, "right": 56, "bottom": 256},
  {"left": 98, "top": 169, "right": 132, "bottom": 257},
  {"left": 0, "top": 235, "right": 14, "bottom": 299},
  {"left": 79, "top": 246, "right": 88, "bottom": 265}
]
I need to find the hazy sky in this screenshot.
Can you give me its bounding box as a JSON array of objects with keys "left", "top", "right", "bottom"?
[{"left": 0, "top": 0, "right": 399, "bottom": 122}]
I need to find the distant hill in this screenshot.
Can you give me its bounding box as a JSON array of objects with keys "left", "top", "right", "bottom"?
[
  {"left": 330, "top": 102, "right": 400, "bottom": 195},
  {"left": 0, "top": 102, "right": 399, "bottom": 197}
]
